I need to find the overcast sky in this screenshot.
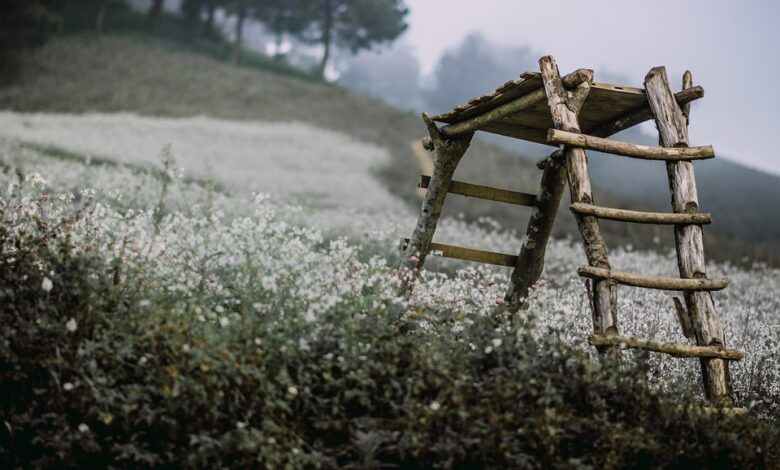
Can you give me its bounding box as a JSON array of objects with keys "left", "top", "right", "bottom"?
[{"left": 401, "top": 0, "right": 780, "bottom": 176}]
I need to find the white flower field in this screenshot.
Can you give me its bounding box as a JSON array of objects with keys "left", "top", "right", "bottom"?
[{"left": 1, "top": 111, "right": 778, "bottom": 413}]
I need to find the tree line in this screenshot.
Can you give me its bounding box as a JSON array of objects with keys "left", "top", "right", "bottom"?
[{"left": 1, "top": 0, "right": 409, "bottom": 80}]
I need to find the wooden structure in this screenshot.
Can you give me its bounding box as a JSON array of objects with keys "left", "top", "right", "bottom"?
[{"left": 401, "top": 55, "right": 743, "bottom": 407}]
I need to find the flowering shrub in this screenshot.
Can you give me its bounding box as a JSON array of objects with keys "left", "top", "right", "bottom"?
[{"left": 0, "top": 139, "right": 778, "bottom": 467}]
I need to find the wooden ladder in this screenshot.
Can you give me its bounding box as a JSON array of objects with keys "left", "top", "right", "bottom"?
[{"left": 538, "top": 57, "right": 744, "bottom": 407}]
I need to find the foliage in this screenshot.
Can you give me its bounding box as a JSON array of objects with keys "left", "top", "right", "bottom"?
[
  {"left": 0, "top": 0, "right": 62, "bottom": 81},
  {"left": 0, "top": 147, "right": 778, "bottom": 467}
]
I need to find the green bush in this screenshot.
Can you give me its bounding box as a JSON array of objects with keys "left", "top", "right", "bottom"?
[{"left": 1, "top": 228, "right": 778, "bottom": 469}]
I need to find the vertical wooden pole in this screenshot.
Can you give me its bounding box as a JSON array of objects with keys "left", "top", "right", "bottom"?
[
  {"left": 505, "top": 151, "right": 566, "bottom": 309},
  {"left": 538, "top": 56, "right": 620, "bottom": 352},
  {"left": 402, "top": 113, "right": 474, "bottom": 271},
  {"left": 644, "top": 66, "right": 734, "bottom": 406}
]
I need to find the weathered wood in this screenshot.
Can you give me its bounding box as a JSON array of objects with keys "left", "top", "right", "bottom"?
[
  {"left": 578, "top": 266, "right": 729, "bottom": 291},
  {"left": 505, "top": 155, "right": 567, "bottom": 309},
  {"left": 539, "top": 55, "right": 619, "bottom": 347},
  {"left": 402, "top": 113, "right": 473, "bottom": 271},
  {"left": 400, "top": 238, "right": 517, "bottom": 267},
  {"left": 645, "top": 66, "right": 734, "bottom": 406},
  {"left": 569, "top": 202, "right": 712, "bottom": 225},
  {"left": 588, "top": 335, "right": 745, "bottom": 360},
  {"left": 673, "top": 297, "right": 693, "bottom": 339},
  {"left": 418, "top": 175, "right": 536, "bottom": 207},
  {"left": 439, "top": 69, "right": 594, "bottom": 138},
  {"left": 548, "top": 129, "right": 715, "bottom": 161},
  {"left": 682, "top": 71, "right": 693, "bottom": 124},
  {"left": 585, "top": 85, "right": 704, "bottom": 137}
]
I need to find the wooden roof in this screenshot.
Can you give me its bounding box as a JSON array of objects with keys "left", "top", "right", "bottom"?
[{"left": 430, "top": 72, "right": 648, "bottom": 145}]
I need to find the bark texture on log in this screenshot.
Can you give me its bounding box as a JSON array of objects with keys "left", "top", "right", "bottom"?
[
  {"left": 418, "top": 175, "right": 536, "bottom": 206},
  {"left": 539, "top": 56, "right": 619, "bottom": 345},
  {"left": 588, "top": 335, "right": 745, "bottom": 360},
  {"left": 401, "top": 239, "right": 517, "bottom": 267},
  {"left": 569, "top": 203, "right": 712, "bottom": 225},
  {"left": 645, "top": 66, "right": 734, "bottom": 406},
  {"left": 505, "top": 155, "right": 567, "bottom": 309},
  {"left": 440, "top": 69, "right": 593, "bottom": 138},
  {"left": 402, "top": 113, "right": 473, "bottom": 272},
  {"left": 547, "top": 129, "right": 715, "bottom": 160},
  {"left": 578, "top": 266, "right": 728, "bottom": 291}
]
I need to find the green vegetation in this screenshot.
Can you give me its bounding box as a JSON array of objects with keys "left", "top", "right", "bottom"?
[{"left": 1, "top": 165, "right": 777, "bottom": 467}]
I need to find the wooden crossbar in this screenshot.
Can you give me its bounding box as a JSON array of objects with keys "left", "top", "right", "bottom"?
[
  {"left": 570, "top": 203, "right": 712, "bottom": 225},
  {"left": 578, "top": 266, "right": 729, "bottom": 291},
  {"left": 588, "top": 335, "right": 745, "bottom": 360},
  {"left": 547, "top": 129, "right": 715, "bottom": 161},
  {"left": 418, "top": 175, "right": 536, "bottom": 207},
  {"left": 401, "top": 238, "right": 517, "bottom": 267}
]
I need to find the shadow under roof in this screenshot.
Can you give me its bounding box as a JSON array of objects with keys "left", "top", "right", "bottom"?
[{"left": 430, "top": 72, "right": 649, "bottom": 146}]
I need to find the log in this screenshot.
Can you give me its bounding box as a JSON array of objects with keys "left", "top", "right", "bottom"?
[
  {"left": 505, "top": 154, "right": 567, "bottom": 309},
  {"left": 588, "top": 335, "right": 745, "bottom": 360},
  {"left": 418, "top": 175, "right": 536, "bottom": 207},
  {"left": 400, "top": 238, "right": 517, "bottom": 267},
  {"left": 569, "top": 202, "right": 712, "bottom": 225},
  {"left": 673, "top": 296, "right": 693, "bottom": 339},
  {"left": 439, "top": 68, "right": 594, "bottom": 138},
  {"left": 577, "top": 266, "right": 729, "bottom": 291},
  {"left": 548, "top": 129, "right": 715, "bottom": 161},
  {"left": 539, "top": 55, "right": 619, "bottom": 349},
  {"left": 402, "top": 114, "right": 473, "bottom": 272},
  {"left": 645, "top": 66, "right": 734, "bottom": 405},
  {"left": 586, "top": 85, "right": 704, "bottom": 137}
]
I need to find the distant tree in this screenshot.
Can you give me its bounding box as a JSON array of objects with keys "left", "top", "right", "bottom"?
[
  {"left": 0, "top": 0, "right": 61, "bottom": 82},
  {"left": 95, "top": 0, "right": 108, "bottom": 35},
  {"left": 147, "top": 0, "right": 164, "bottom": 23},
  {"left": 424, "top": 32, "right": 535, "bottom": 114},
  {"left": 254, "top": 0, "right": 308, "bottom": 60},
  {"left": 202, "top": 0, "right": 223, "bottom": 39},
  {"left": 298, "top": 0, "right": 409, "bottom": 79},
  {"left": 225, "top": 0, "right": 255, "bottom": 65}
]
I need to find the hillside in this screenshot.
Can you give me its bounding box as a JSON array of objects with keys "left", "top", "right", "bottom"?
[{"left": 0, "top": 33, "right": 774, "bottom": 265}]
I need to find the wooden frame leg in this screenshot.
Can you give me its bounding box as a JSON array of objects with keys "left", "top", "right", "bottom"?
[
  {"left": 505, "top": 151, "right": 567, "bottom": 310},
  {"left": 644, "top": 67, "right": 734, "bottom": 406},
  {"left": 538, "top": 56, "right": 620, "bottom": 356},
  {"left": 402, "top": 113, "right": 473, "bottom": 273}
]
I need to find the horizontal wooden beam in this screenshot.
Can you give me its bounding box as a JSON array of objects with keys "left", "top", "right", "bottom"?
[
  {"left": 401, "top": 238, "right": 517, "bottom": 267},
  {"left": 586, "top": 85, "right": 705, "bottom": 137},
  {"left": 439, "top": 68, "right": 594, "bottom": 138},
  {"left": 570, "top": 203, "right": 712, "bottom": 225},
  {"left": 418, "top": 175, "right": 536, "bottom": 207},
  {"left": 588, "top": 334, "right": 745, "bottom": 360},
  {"left": 578, "top": 266, "right": 729, "bottom": 291},
  {"left": 548, "top": 129, "right": 715, "bottom": 161}
]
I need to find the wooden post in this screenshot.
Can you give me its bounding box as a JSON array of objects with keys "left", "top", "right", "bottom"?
[
  {"left": 644, "top": 66, "right": 734, "bottom": 406},
  {"left": 539, "top": 56, "right": 620, "bottom": 353},
  {"left": 505, "top": 151, "right": 566, "bottom": 309},
  {"left": 402, "top": 113, "right": 473, "bottom": 271}
]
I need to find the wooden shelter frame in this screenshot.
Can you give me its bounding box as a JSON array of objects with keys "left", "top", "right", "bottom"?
[{"left": 401, "top": 55, "right": 743, "bottom": 407}]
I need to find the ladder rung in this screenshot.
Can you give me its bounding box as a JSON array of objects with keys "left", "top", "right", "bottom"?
[
  {"left": 400, "top": 238, "right": 518, "bottom": 267},
  {"left": 418, "top": 175, "right": 536, "bottom": 207},
  {"left": 547, "top": 129, "right": 715, "bottom": 161},
  {"left": 570, "top": 203, "right": 712, "bottom": 225},
  {"left": 578, "top": 266, "right": 728, "bottom": 291},
  {"left": 588, "top": 334, "right": 745, "bottom": 360}
]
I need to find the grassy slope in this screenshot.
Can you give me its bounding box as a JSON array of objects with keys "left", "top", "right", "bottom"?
[{"left": 0, "top": 32, "right": 770, "bottom": 265}]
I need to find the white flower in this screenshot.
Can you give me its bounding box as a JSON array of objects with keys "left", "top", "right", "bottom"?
[
  {"left": 430, "top": 401, "right": 441, "bottom": 411},
  {"left": 139, "top": 299, "right": 151, "bottom": 307},
  {"left": 287, "top": 386, "right": 299, "bottom": 396},
  {"left": 254, "top": 337, "right": 262, "bottom": 346},
  {"left": 41, "top": 277, "right": 53, "bottom": 292},
  {"left": 219, "top": 316, "right": 229, "bottom": 327},
  {"left": 492, "top": 338, "right": 503, "bottom": 348},
  {"left": 484, "top": 346, "right": 493, "bottom": 354},
  {"left": 65, "top": 318, "right": 78, "bottom": 333},
  {"left": 78, "top": 423, "right": 89, "bottom": 433},
  {"left": 182, "top": 343, "right": 191, "bottom": 353},
  {"left": 236, "top": 421, "right": 247, "bottom": 429},
  {"left": 63, "top": 382, "right": 74, "bottom": 391},
  {"left": 138, "top": 356, "right": 148, "bottom": 366}
]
